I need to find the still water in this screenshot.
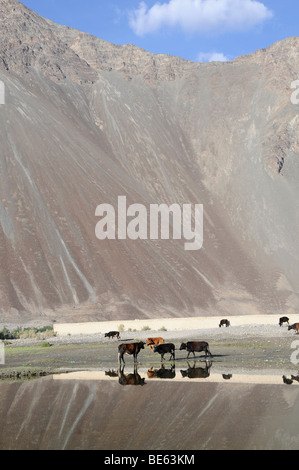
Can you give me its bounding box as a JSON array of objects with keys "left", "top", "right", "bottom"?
[{"left": 0, "top": 363, "right": 299, "bottom": 450}]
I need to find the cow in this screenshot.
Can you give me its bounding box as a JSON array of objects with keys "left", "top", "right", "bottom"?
[
  {"left": 146, "top": 337, "right": 164, "bottom": 350},
  {"left": 118, "top": 365, "right": 146, "bottom": 386},
  {"left": 105, "top": 331, "right": 120, "bottom": 340},
  {"left": 118, "top": 341, "right": 145, "bottom": 364},
  {"left": 219, "top": 319, "right": 230, "bottom": 328},
  {"left": 180, "top": 341, "right": 212, "bottom": 359},
  {"left": 153, "top": 343, "right": 175, "bottom": 361},
  {"left": 279, "top": 317, "right": 289, "bottom": 327},
  {"left": 288, "top": 323, "right": 299, "bottom": 334}
]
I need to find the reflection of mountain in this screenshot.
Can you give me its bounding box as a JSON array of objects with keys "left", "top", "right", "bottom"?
[
  {"left": 1, "top": 0, "right": 299, "bottom": 323},
  {"left": 1, "top": 375, "right": 299, "bottom": 449}
]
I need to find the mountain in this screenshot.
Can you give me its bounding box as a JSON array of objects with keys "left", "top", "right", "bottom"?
[{"left": 0, "top": 0, "right": 299, "bottom": 324}]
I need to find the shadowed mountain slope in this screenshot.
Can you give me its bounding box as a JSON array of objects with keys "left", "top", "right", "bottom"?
[{"left": 0, "top": 0, "right": 299, "bottom": 323}]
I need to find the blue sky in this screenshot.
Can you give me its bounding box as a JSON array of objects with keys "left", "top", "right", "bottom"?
[{"left": 22, "top": 0, "right": 298, "bottom": 62}]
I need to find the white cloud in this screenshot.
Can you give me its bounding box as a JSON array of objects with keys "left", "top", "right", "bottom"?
[
  {"left": 129, "top": 0, "right": 273, "bottom": 36},
  {"left": 197, "top": 51, "right": 230, "bottom": 62}
]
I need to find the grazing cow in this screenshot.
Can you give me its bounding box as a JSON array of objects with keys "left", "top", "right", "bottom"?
[
  {"left": 279, "top": 317, "right": 289, "bottom": 327},
  {"left": 118, "top": 341, "right": 145, "bottom": 364},
  {"left": 288, "top": 323, "right": 299, "bottom": 334},
  {"left": 153, "top": 343, "right": 175, "bottom": 361},
  {"left": 146, "top": 337, "right": 164, "bottom": 350},
  {"left": 118, "top": 365, "right": 146, "bottom": 386},
  {"left": 180, "top": 361, "right": 212, "bottom": 379},
  {"left": 105, "top": 331, "right": 120, "bottom": 340},
  {"left": 219, "top": 319, "right": 230, "bottom": 328},
  {"left": 180, "top": 341, "right": 212, "bottom": 359}
]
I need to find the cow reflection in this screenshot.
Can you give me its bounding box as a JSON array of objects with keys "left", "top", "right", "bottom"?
[
  {"left": 147, "top": 364, "right": 176, "bottom": 380},
  {"left": 283, "top": 375, "right": 293, "bottom": 385},
  {"left": 222, "top": 374, "right": 232, "bottom": 380},
  {"left": 180, "top": 361, "right": 212, "bottom": 379},
  {"left": 118, "top": 365, "right": 146, "bottom": 386},
  {"left": 283, "top": 373, "right": 299, "bottom": 385},
  {"left": 105, "top": 369, "right": 118, "bottom": 377}
]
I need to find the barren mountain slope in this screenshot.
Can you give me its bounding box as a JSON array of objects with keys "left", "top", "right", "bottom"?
[{"left": 0, "top": 0, "right": 298, "bottom": 323}]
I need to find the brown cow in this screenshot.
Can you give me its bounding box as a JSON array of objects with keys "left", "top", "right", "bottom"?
[
  {"left": 146, "top": 337, "right": 164, "bottom": 350},
  {"left": 288, "top": 323, "right": 299, "bottom": 334},
  {"left": 118, "top": 341, "right": 145, "bottom": 364}
]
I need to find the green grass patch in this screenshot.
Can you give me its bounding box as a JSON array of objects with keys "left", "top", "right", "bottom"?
[{"left": 0, "top": 326, "right": 55, "bottom": 341}]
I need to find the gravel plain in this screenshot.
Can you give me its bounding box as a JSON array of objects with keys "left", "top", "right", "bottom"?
[{"left": 4, "top": 322, "right": 296, "bottom": 346}]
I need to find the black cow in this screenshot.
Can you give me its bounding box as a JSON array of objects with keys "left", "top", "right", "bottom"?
[
  {"left": 105, "top": 331, "right": 120, "bottom": 339},
  {"left": 279, "top": 317, "right": 289, "bottom": 327},
  {"left": 118, "top": 342, "right": 145, "bottom": 364},
  {"left": 219, "top": 319, "right": 230, "bottom": 328},
  {"left": 180, "top": 341, "right": 212, "bottom": 359},
  {"left": 153, "top": 343, "right": 175, "bottom": 361}
]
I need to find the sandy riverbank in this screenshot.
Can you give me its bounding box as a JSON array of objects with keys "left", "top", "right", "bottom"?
[
  {"left": 3, "top": 313, "right": 298, "bottom": 350},
  {"left": 53, "top": 314, "right": 299, "bottom": 338}
]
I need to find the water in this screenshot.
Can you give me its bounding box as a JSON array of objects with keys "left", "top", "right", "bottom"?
[{"left": 0, "top": 364, "right": 299, "bottom": 450}]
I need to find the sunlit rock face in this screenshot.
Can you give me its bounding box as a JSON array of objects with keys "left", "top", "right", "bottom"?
[{"left": 0, "top": 0, "right": 299, "bottom": 323}]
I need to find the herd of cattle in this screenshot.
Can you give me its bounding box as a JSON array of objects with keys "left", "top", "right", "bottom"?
[
  {"left": 118, "top": 339, "right": 212, "bottom": 364},
  {"left": 104, "top": 316, "right": 299, "bottom": 365}
]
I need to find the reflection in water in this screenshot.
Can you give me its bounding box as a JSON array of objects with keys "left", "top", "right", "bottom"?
[
  {"left": 2, "top": 367, "right": 299, "bottom": 449},
  {"left": 222, "top": 374, "right": 232, "bottom": 380},
  {"left": 147, "top": 364, "right": 176, "bottom": 380},
  {"left": 104, "top": 362, "right": 299, "bottom": 387},
  {"left": 180, "top": 360, "right": 212, "bottom": 379},
  {"left": 283, "top": 374, "right": 299, "bottom": 385},
  {"left": 105, "top": 369, "right": 118, "bottom": 378},
  {"left": 118, "top": 365, "right": 146, "bottom": 386}
]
